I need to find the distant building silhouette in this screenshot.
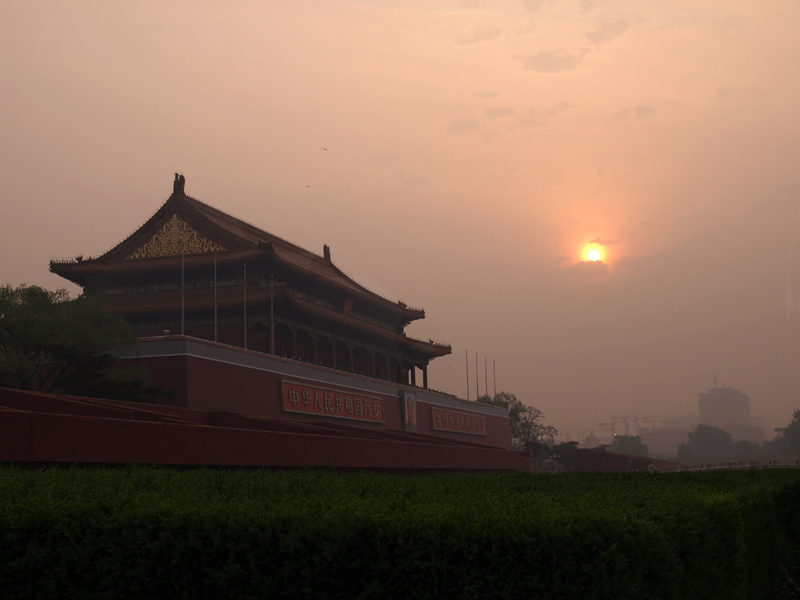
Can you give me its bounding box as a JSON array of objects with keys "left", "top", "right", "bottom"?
[
  {"left": 638, "top": 427, "right": 690, "bottom": 458},
  {"left": 697, "top": 384, "right": 764, "bottom": 444},
  {"left": 581, "top": 432, "right": 602, "bottom": 449}
]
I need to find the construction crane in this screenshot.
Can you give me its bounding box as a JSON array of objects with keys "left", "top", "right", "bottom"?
[
  {"left": 562, "top": 428, "right": 591, "bottom": 445},
  {"left": 597, "top": 415, "right": 637, "bottom": 437},
  {"left": 637, "top": 415, "right": 660, "bottom": 432},
  {"left": 598, "top": 414, "right": 659, "bottom": 437},
  {"left": 597, "top": 417, "right": 619, "bottom": 436}
]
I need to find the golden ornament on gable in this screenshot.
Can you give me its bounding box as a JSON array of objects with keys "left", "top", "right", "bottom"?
[{"left": 126, "top": 214, "right": 225, "bottom": 259}]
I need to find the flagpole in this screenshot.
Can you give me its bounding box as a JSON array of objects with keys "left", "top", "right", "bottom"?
[
  {"left": 485, "top": 356, "right": 488, "bottom": 397},
  {"left": 475, "top": 352, "right": 479, "bottom": 400},
  {"left": 243, "top": 263, "right": 247, "bottom": 349},
  {"left": 465, "top": 349, "right": 469, "bottom": 401},
  {"left": 214, "top": 254, "right": 217, "bottom": 343},
  {"left": 270, "top": 273, "right": 275, "bottom": 354},
  {"left": 181, "top": 239, "right": 185, "bottom": 336}
]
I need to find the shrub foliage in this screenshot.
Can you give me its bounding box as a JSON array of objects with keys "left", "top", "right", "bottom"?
[{"left": 1, "top": 466, "right": 799, "bottom": 599}]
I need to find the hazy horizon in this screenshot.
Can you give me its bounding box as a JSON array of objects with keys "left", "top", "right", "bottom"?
[{"left": 3, "top": 0, "right": 800, "bottom": 438}]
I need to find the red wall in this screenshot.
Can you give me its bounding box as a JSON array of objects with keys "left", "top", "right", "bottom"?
[
  {"left": 0, "top": 388, "right": 530, "bottom": 472},
  {"left": 122, "top": 346, "right": 512, "bottom": 449}
]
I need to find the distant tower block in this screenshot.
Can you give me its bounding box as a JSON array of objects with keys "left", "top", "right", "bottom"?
[
  {"left": 697, "top": 384, "right": 764, "bottom": 444},
  {"left": 698, "top": 385, "right": 751, "bottom": 430}
]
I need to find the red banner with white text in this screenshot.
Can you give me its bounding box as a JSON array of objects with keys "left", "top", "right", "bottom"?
[{"left": 282, "top": 380, "right": 384, "bottom": 423}]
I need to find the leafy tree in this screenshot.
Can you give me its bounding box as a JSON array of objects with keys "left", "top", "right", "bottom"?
[
  {"left": 731, "top": 439, "right": 762, "bottom": 458},
  {"left": 782, "top": 409, "right": 800, "bottom": 457},
  {"left": 609, "top": 435, "right": 650, "bottom": 457},
  {"left": 676, "top": 424, "right": 735, "bottom": 460},
  {"left": 761, "top": 435, "right": 787, "bottom": 457},
  {"left": 0, "top": 283, "right": 170, "bottom": 403},
  {"left": 760, "top": 411, "right": 800, "bottom": 457},
  {"left": 1, "top": 284, "right": 72, "bottom": 390},
  {"left": 477, "top": 391, "right": 558, "bottom": 451},
  {"left": 550, "top": 441, "right": 578, "bottom": 469}
]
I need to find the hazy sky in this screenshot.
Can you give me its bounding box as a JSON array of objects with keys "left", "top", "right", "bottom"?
[{"left": 3, "top": 0, "right": 800, "bottom": 437}]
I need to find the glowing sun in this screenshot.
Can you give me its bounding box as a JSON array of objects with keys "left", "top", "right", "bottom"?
[{"left": 583, "top": 243, "right": 604, "bottom": 262}]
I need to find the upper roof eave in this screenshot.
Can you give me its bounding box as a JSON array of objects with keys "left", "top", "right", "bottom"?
[
  {"left": 49, "top": 176, "right": 428, "bottom": 323},
  {"left": 268, "top": 245, "right": 425, "bottom": 321},
  {"left": 49, "top": 247, "right": 270, "bottom": 280}
]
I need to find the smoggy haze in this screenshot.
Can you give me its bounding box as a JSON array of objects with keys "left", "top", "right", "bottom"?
[{"left": 3, "top": 1, "right": 800, "bottom": 436}]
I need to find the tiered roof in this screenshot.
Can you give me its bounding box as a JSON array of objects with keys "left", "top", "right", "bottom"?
[{"left": 50, "top": 175, "right": 451, "bottom": 359}]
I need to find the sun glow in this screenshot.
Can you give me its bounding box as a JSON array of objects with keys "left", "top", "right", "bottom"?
[{"left": 583, "top": 243, "right": 604, "bottom": 262}]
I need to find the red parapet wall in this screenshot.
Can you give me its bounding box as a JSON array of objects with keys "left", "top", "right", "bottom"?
[
  {"left": 120, "top": 336, "right": 514, "bottom": 450},
  {"left": 0, "top": 388, "right": 530, "bottom": 473}
]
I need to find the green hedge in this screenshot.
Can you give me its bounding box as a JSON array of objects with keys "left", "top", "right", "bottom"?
[{"left": 1, "top": 467, "right": 798, "bottom": 599}]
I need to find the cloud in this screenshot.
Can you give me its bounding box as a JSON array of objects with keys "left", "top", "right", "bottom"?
[
  {"left": 396, "top": 171, "right": 431, "bottom": 188},
  {"left": 609, "top": 105, "right": 656, "bottom": 124},
  {"left": 610, "top": 255, "right": 641, "bottom": 277},
  {"left": 454, "top": 27, "right": 502, "bottom": 46},
  {"left": 507, "top": 102, "right": 568, "bottom": 132},
  {"left": 545, "top": 101, "right": 572, "bottom": 115},
  {"left": 447, "top": 115, "right": 481, "bottom": 135},
  {"left": 583, "top": 20, "right": 630, "bottom": 44},
  {"left": 471, "top": 91, "right": 500, "bottom": 99},
  {"left": 549, "top": 255, "right": 572, "bottom": 264},
  {"left": 485, "top": 106, "right": 516, "bottom": 119},
  {"left": 557, "top": 260, "right": 608, "bottom": 279},
  {"left": 612, "top": 254, "right": 666, "bottom": 279},
  {"left": 578, "top": 0, "right": 602, "bottom": 13},
  {"left": 588, "top": 237, "right": 620, "bottom": 245},
  {"left": 508, "top": 107, "right": 546, "bottom": 131},
  {"left": 514, "top": 49, "right": 588, "bottom": 73},
  {"left": 521, "top": 0, "right": 557, "bottom": 13},
  {"left": 516, "top": 20, "right": 536, "bottom": 35},
  {"left": 459, "top": 0, "right": 490, "bottom": 9}
]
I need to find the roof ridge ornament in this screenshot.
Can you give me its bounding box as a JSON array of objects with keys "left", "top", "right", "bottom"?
[
  {"left": 126, "top": 214, "right": 224, "bottom": 259},
  {"left": 173, "top": 173, "right": 186, "bottom": 195}
]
